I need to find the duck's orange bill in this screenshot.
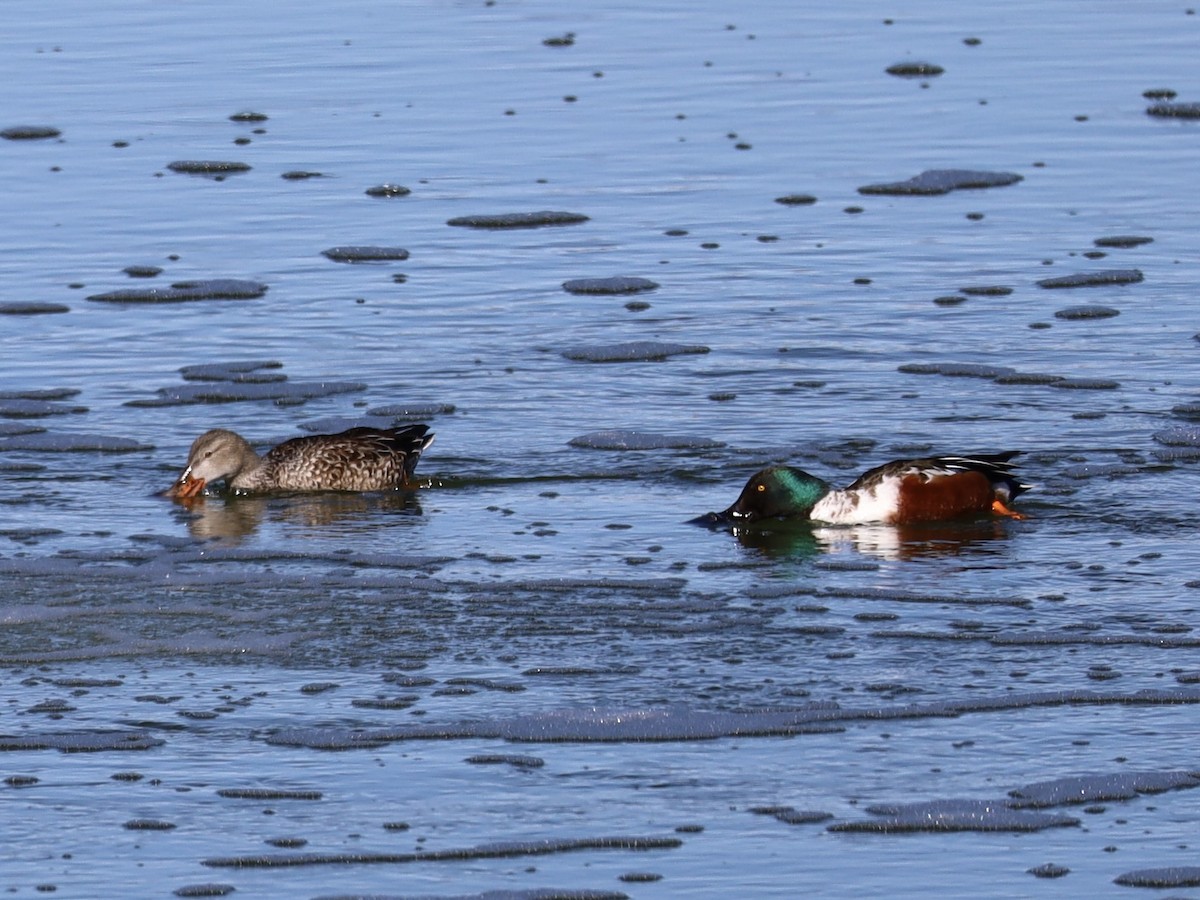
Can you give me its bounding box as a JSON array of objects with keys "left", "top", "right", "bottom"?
[{"left": 170, "top": 475, "right": 207, "bottom": 499}]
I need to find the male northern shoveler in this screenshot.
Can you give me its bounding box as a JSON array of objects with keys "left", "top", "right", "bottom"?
[
  {"left": 167, "top": 424, "right": 434, "bottom": 498},
  {"left": 696, "top": 452, "right": 1029, "bottom": 526}
]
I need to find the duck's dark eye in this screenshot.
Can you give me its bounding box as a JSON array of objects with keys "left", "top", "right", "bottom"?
[{"left": 204, "top": 450, "right": 214, "bottom": 458}]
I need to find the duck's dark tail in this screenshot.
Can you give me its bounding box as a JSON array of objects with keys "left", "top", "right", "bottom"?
[
  {"left": 390, "top": 424, "right": 435, "bottom": 482},
  {"left": 938, "top": 451, "right": 1031, "bottom": 501}
]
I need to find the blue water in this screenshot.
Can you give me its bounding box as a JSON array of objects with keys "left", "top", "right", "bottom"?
[{"left": 3, "top": 1, "right": 1200, "bottom": 897}]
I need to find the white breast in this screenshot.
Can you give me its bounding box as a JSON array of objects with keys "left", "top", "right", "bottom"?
[{"left": 810, "top": 481, "right": 901, "bottom": 525}]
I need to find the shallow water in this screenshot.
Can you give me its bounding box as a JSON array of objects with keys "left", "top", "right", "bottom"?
[{"left": 3, "top": 0, "right": 1200, "bottom": 897}]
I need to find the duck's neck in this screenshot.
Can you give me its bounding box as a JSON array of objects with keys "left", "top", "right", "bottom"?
[
  {"left": 227, "top": 442, "right": 266, "bottom": 489},
  {"left": 776, "top": 468, "right": 833, "bottom": 515}
]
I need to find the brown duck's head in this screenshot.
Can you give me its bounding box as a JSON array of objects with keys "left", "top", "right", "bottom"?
[{"left": 166, "top": 429, "right": 259, "bottom": 498}]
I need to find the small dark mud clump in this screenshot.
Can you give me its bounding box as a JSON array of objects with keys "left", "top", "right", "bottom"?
[
  {"left": 1054, "top": 305, "right": 1120, "bottom": 320},
  {"left": 1, "top": 126, "right": 61, "bottom": 140},
  {"left": 321, "top": 246, "right": 410, "bottom": 262},
  {"left": 562, "top": 341, "right": 709, "bottom": 363},
  {"left": 216, "top": 788, "right": 323, "bottom": 800},
  {"left": 897, "top": 362, "right": 1017, "bottom": 379},
  {"left": 202, "top": 834, "right": 683, "bottom": 868},
  {"left": 886, "top": 61, "right": 944, "bottom": 77},
  {"left": 562, "top": 276, "right": 659, "bottom": 295},
  {"left": 858, "top": 169, "right": 1022, "bottom": 196},
  {"left": 1028, "top": 863, "right": 1070, "bottom": 879},
  {"left": 774, "top": 193, "right": 817, "bottom": 205},
  {"left": 465, "top": 753, "right": 545, "bottom": 768},
  {"left": 569, "top": 430, "right": 724, "bottom": 451},
  {"left": 0, "top": 302, "right": 69, "bottom": 315},
  {"left": 1114, "top": 867, "right": 1200, "bottom": 888},
  {"left": 87, "top": 279, "right": 268, "bottom": 303},
  {"left": 1146, "top": 102, "right": 1200, "bottom": 118},
  {"left": 446, "top": 210, "right": 589, "bottom": 228},
  {"left": 123, "top": 265, "right": 163, "bottom": 278},
  {"left": 830, "top": 799, "right": 1080, "bottom": 833},
  {"left": 130, "top": 378, "right": 364, "bottom": 407},
  {"left": 1094, "top": 235, "right": 1153, "bottom": 248},
  {"left": 174, "top": 884, "right": 236, "bottom": 897},
  {"left": 959, "top": 285, "right": 1013, "bottom": 296},
  {"left": 1037, "top": 269, "right": 1143, "bottom": 288},
  {"left": 364, "top": 183, "right": 411, "bottom": 197},
  {"left": 180, "top": 360, "right": 284, "bottom": 382},
  {"left": 166, "top": 160, "right": 251, "bottom": 175},
  {"left": 750, "top": 805, "right": 833, "bottom": 825},
  {"left": 124, "top": 819, "right": 177, "bottom": 830}
]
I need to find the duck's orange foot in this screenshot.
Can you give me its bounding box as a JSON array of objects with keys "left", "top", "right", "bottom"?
[{"left": 991, "top": 498, "right": 1027, "bottom": 520}]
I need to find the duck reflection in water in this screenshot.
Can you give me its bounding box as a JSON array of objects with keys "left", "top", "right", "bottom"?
[
  {"left": 171, "top": 491, "right": 426, "bottom": 544},
  {"left": 714, "top": 517, "right": 1018, "bottom": 561}
]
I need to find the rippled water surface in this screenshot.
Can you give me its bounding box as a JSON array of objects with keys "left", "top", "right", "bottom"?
[{"left": 3, "top": 1, "right": 1200, "bottom": 897}]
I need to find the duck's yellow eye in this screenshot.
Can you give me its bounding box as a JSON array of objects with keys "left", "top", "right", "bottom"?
[{"left": 756, "top": 483, "right": 766, "bottom": 492}]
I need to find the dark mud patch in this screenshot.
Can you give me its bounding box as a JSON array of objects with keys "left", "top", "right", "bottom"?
[
  {"left": 217, "top": 788, "right": 323, "bottom": 800},
  {"left": 0, "top": 432, "right": 149, "bottom": 452},
  {"left": 569, "top": 430, "right": 724, "bottom": 450},
  {"left": 1028, "top": 863, "right": 1070, "bottom": 879},
  {"left": 898, "top": 362, "right": 1017, "bottom": 379},
  {"left": 0, "top": 731, "right": 163, "bottom": 752},
  {"left": 180, "top": 360, "right": 285, "bottom": 382},
  {"left": 364, "top": 183, "right": 411, "bottom": 197},
  {"left": 1007, "top": 770, "right": 1199, "bottom": 808},
  {"left": 1146, "top": 102, "right": 1200, "bottom": 118},
  {"left": 1036, "top": 269, "right": 1143, "bottom": 288},
  {"left": 321, "top": 246, "right": 410, "bottom": 263},
  {"left": 0, "top": 389, "right": 80, "bottom": 401},
  {"left": 750, "top": 806, "right": 833, "bottom": 825},
  {"left": 166, "top": 160, "right": 251, "bottom": 176},
  {"left": 129, "top": 378, "right": 365, "bottom": 407},
  {"left": 2, "top": 125, "right": 61, "bottom": 140},
  {"left": 466, "top": 753, "right": 545, "bottom": 768},
  {"left": 1153, "top": 425, "right": 1200, "bottom": 447},
  {"left": 367, "top": 402, "right": 457, "bottom": 419},
  {"left": 124, "top": 819, "right": 177, "bottom": 830},
  {"left": 858, "top": 169, "right": 1022, "bottom": 196},
  {"left": 830, "top": 799, "right": 1079, "bottom": 833},
  {"left": 1094, "top": 235, "right": 1153, "bottom": 248},
  {"left": 562, "top": 276, "right": 659, "bottom": 295},
  {"left": 446, "top": 211, "right": 589, "bottom": 229},
  {"left": 1054, "top": 305, "right": 1120, "bottom": 320},
  {"left": 774, "top": 193, "right": 817, "bottom": 205},
  {"left": 0, "top": 398, "right": 87, "bottom": 417},
  {"left": 958, "top": 285, "right": 1013, "bottom": 296},
  {"left": 562, "top": 341, "right": 709, "bottom": 362},
  {"left": 87, "top": 279, "right": 268, "bottom": 304},
  {"left": 885, "top": 61, "right": 944, "bottom": 77},
  {"left": 203, "top": 834, "right": 682, "bottom": 868},
  {"left": 1115, "top": 866, "right": 1200, "bottom": 887},
  {"left": 1047, "top": 377, "right": 1120, "bottom": 390},
  {"left": 0, "top": 301, "right": 69, "bottom": 315},
  {"left": 173, "top": 885, "right": 236, "bottom": 898}
]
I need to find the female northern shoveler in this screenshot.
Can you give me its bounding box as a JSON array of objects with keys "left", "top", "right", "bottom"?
[
  {"left": 168, "top": 424, "right": 434, "bottom": 497},
  {"left": 697, "top": 452, "right": 1029, "bottom": 526}
]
